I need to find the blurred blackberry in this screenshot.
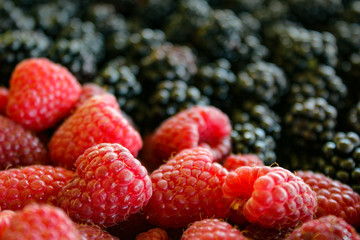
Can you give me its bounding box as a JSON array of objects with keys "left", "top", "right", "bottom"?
[
  {"left": 194, "top": 9, "right": 268, "bottom": 65},
  {"left": 13, "top": 0, "right": 48, "bottom": 7},
  {"left": 0, "top": 30, "right": 50, "bottom": 85},
  {"left": 194, "top": 59, "right": 236, "bottom": 111},
  {"left": 104, "top": 0, "right": 139, "bottom": 17},
  {"left": 284, "top": 97, "right": 337, "bottom": 152},
  {"left": 125, "top": 28, "right": 166, "bottom": 61},
  {"left": 0, "top": 0, "right": 35, "bottom": 33},
  {"left": 165, "top": 0, "right": 212, "bottom": 44},
  {"left": 277, "top": 145, "right": 322, "bottom": 171},
  {"left": 252, "top": 0, "right": 289, "bottom": 27},
  {"left": 287, "top": 0, "right": 343, "bottom": 26},
  {"left": 264, "top": 22, "right": 338, "bottom": 74},
  {"left": 318, "top": 131, "right": 360, "bottom": 193},
  {"left": 140, "top": 43, "right": 198, "bottom": 92},
  {"left": 147, "top": 80, "right": 209, "bottom": 129},
  {"left": 221, "top": 0, "right": 265, "bottom": 13},
  {"left": 348, "top": 102, "right": 360, "bottom": 135},
  {"left": 341, "top": 1, "right": 360, "bottom": 22},
  {"left": 238, "top": 12, "right": 262, "bottom": 36},
  {"left": 32, "top": 0, "right": 78, "bottom": 37},
  {"left": 233, "top": 61, "right": 288, "bottom": 107},
  {"left": 288, "top": 65, "right": 348, "bottom": 109},
  {"left": 231, "top": 123, "right": 276, "bottom": 165},
  {"left": 48, "top": 38, "right": 97, "bottom": 83},
  {"left": 231, "top": 101, "right": 281, "bottom": 139}
]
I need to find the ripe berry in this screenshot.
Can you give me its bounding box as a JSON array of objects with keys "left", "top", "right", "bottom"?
[
  {"left": 0, "top": 210, "right": 15, "bottom": 238},
  {"left": 74, "top": 83, "right": 107, "bottom": 110},
  {"left": 77, "top": 224, "right": 119, "bottom": 240},
  {"left": 222, "top": 166, "right": 317, "bottom": 228},
  {"left": 49, "top": 94, "right": 142, "bottom": 169},
  {"left": 223, "top": 154, "right": 264, "bottom": 171},
  {"left": 135, "top": 228, "right": 169, "bottom": 240},
  {"left": 0, "top": 165, "right": 74, "bottom": 210},
  {"left": 6, "top": 58, "right": 81, "bottom": 131},
  {"left": 57, "top": 143, "right": 152, "bottom": 228}
]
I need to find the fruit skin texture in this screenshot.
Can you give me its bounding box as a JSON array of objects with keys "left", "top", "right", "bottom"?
[
  {"left": 6, "top": 58, "right": 81, "bottom": 132},
  {"left": 73, "top": 83, "right": 107, "bottom": 110},
  {"left": 222, "top": 166, "right": 317, "bottom": 228},
  {"left": 296, "top": 170, "right": 360, "bottom": 227},
  {"left": 181, "top": 218, "right": 246, "bottom": 240},
  {"left": 49, "top": 94, "right": 142, "bottom": 169},
  {"left": 0, "top": 165, "right": 74, "bottom": 211},
  {"left": 143, "top": 147, "right": 232, "bottom": 228},
  {"left": 0, "top": 115, "right": 48, "bottom": 169},
  {"left": 223, "top": 154, "right": 264, "bottom": 171},
  {"left": 287, "top": 215, "right": 360, "bottom": 240},
  {"left": 57, "top": 143, "right": 152, "bottom": 228},
  {"left": 77, "top": 224, "right": 119, "bottom": 240},
  {"left": 1, "top": 203, "right": 81, "bottom": 240},
  {"left": 0, "top": 210, "right": 15, "bottom": 238},
  {"left": 146, "top": 106, "right": 232, "bottom": 167},
  {"left": 135, "top": 228, "right": 169, "bottom": 240}
]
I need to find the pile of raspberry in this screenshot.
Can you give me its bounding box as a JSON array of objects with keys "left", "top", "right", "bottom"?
[{"left": 0, "top": 57, "right": 358, "bottom": 240}]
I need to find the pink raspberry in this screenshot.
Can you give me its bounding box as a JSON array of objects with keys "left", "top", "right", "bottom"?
[
  {"left": 0, "top": 210, "right": 15, "bottom": 238},
  {"left": 0, "top": 115, "right": 48, "bottom": 169},
  {"left": 287, "top": 215, "right": 360, "bottom": 240},
  {"left": 0, "top": 165, "right": 74, "bottom": 210},
  {"left": 49, "top": 94, "right": 142, "bottom": 169},
  {"left": 296, "top": 170, "right": 360, "bottom": 227},
  {"left": 74, "top": 83, "right": 107, "bottom": 110},
  {"left": 144, "top": 106, "right": 231, "bottom": 169},
  {"left": 77, "top": 224, "right": 119, "bottom": 240},
  {"left": 135, "top": 228, "right": 169, "bottom": 240},
  {"left": 6, "top": 58, "right": 81, "bottom": 131},
  {"left": 0, "top": 87, "right": 8, "bottom": 115},
  {"left": 1, "top": 204, "right": 81, "bottom": 240},
  {"left": 143, "top": 147, "right": 232, "bottom": 228},
  {"left": 223, "top": 154, "right": 264, "bottom": 171},
  {"left": 181, "top": 219, "right": 246, "bottom": 240},
  {"left": 57, "top": 143, "right": 152, "bottom": 228},
  {"left": 222, "top": 166, "right": 317, "bottom": 228}
]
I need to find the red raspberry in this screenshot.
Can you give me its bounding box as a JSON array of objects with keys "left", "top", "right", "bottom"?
[
  {"left": 0, "top": 165, "right": 74, "bottom": 210},
  {"left": 296, "top": 170, "right": 360, "bottom": 227},
  {"left": 181, "top": 219, "right": 246, "bottom": 240},
  {"left": 57, "top": 143, "right": 152, "bottom": 228},
  {"left": 1, "top": 204, "right": 81, "bottom": 240},
  {"left": 223, "top": 154, "right": 264, "bottom": 171},
  {"left": 6, "top": 58, "right": 81, "bottom": 131},
  {"left": 0, "top": 115, "right": 48, "bottom": 169},
  {"left": 77, "top": 224, "right": 119, "bottom": 240},
  {"left": 145, "top": 106, "right": 231, "bottom": 168},
  {"left": 143, "top": 147, "right": 232, "bottom": 228},
  {"left": 222, "top": 166, "right": 317, "bottom": 228},
  {"left": 49, "top": 94, "right": 142, "bottom": 169},
  {"left": 0, "top": 210, "right": 15, "bottom": 238},
  {"left": 0, "top": 87, "right": 8, "bottom": 115},
  {"left": 74, "top": 83, "right": 107, "bottom": 110},
  {"left": 135, "top": 228, "right": 169, "bottom": 240},
  {"left": 287, "top": 215, "right": 360, "bottom": 240}
]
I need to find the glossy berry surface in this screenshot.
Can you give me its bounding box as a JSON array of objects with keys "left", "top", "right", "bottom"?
[{"left": 223, "top": 154, "right": 264, "bottom": 171}]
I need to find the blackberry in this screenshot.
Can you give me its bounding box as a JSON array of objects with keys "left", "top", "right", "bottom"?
[
  {"left": 288, "top": 65, "right": 348, "bottom": 109},
  {"left": 233, "top": 61, "right": 288, "bottom": 107},
  {"left": 0, "top": 0, "right": 34, "bottom": 33},
  {"left": 318, "top": 131, "right": 360, "bottom": 193},
  {"left": 48, "top": 38, "right": 97, "bottom": 83},
  {"left": 140, "top": 43, "right": 198, "bottom": 89},
  {"left": 0, "top": 30, "right": 50, "bottom": 85},
  {"left": 341, "top": 1, "right": 360, "bottom": 23},
  {"left": 348, "top": 101, "right": 360, "bottom": 134},
  {"left": 238, "top": 12, "right": 262, "bottom": 36},
  {"left": 220, "top": 0, "right": 265, "bottom": 13},
  {"left": 147, "top": 80, "right": 209, "bottom": 129},
  {"left": 194, "top": 58, "right": 236, "bottom": 111},
  {"left": 284, "top": 97, "right": 337, "bottom": 151},
  {"left": 231, "top": 123, "right": 276, "bottom": 165},
  {"left": 264, "top": 22, "right": 338, "bottom": 74},
  {"left": 252, "top": 0, "right": 289, "bottom": 27},
  {"left": 231, "top": 101, "right": 281, "bottom": 139}
]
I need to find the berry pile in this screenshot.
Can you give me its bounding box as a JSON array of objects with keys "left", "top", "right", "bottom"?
[{"left": 0, "top": 0, "right": 360, "bottom": 239}]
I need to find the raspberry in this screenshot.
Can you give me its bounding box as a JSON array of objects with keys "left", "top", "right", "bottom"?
[
  {"left": 57, "top": 143, "right": 152, "bottom": 228},
  {"left": 74, "top": 83, "right": 107, "bottom": 110},
  {"left": 1, "top": 204, "right": 81, "bottom": 240},
  {"left": 145, "top": 106, "right": 231, "bottom": 168},
  {"left": 287, "top": 215, "right": 360, "bottom": 240},
  {"left": 77, "top": 224, "right": 119, "bottom": 240},
  {"left": 0, "top": 165, "right": 74, "bottom": 210},
  {"left": 222, "top": 166, "right": 317, "bottom": 228},
  {"left": 0, "top": 210, "right": 15, "bottom": 238},
  {"left": 181, "top": 219, "right": 246, "bottom": 240},
  {"left": 0, "top": 87, "right": 8, "bottom": 115},
  {"left": 6, "top": 58, "right": 81, "bottom": 132},
  {"left": 143, "top": 147, "right": 232, "bottom": 228},
  {"left": 223, "top": 154, "right": 264, "bottom": 171},
  {"left": 135, "top": 228, "right": 169, "bottom": 240},
  {"left": 49, "top": 94, "right": 142, "bottom": 169},
  {"left": 0, "top": 115, "right": 48, "bottom": 169},
  {"left": 296, "top": 170, "right": 360, "bottom": 227}
]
